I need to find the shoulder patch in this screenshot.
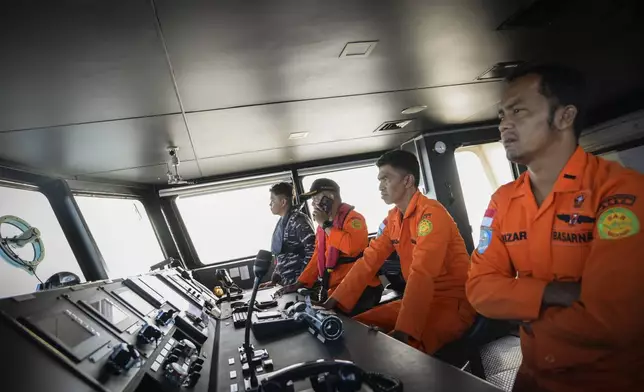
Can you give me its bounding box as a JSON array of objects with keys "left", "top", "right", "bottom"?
[
  {"left": 417, "top": 217, "right": 433, "bottom": 237},
  {"left": 477, "top": 227, "right": 492, "bottom": 254},
  {"left": 597, "top": 207, "right": 639, "bottom": 240},
  {"left": 350, "top": 219, "right": 363, "bottom": 230},
  {"left": 598, "top": 194, "right": 636, "bottom": 212},
  {"left": 376, "top": 219, "right": 387, "bottom": 238},
  {"left": 481, "top": 208, "right": 496, "bottom": 227}
]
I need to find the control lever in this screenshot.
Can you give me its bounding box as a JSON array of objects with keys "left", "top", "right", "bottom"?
[
  {"left": 106, "top": 344, "right": 141, "bottom": 375},
  {"left": 155, "top": 309, "right": 176, "bottom": 326},
  {"left": 137, "top": 324, "right": 162, "bottom": 346}
]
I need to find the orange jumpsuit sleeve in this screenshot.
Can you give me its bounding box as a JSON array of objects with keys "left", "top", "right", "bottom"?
[
  {"left": 331, "top": 218, "right": 394, "bottom": 310},
  {"left": 529, "top": 180, "right": 644, "bottom": 369},
  {"left": 393, "top": 206, "right": 451, "bottom": 340},
  {"left": 327, "top": 212, "right": 369, "bottom": 257},
  {"left": 297, "top": 239, "right": 319, "bottom": 287},
  {"left": 466, "top": 195, "right": 548, "bottom": 320}
]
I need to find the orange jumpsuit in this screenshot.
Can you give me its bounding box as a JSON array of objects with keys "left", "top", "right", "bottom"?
[
  {"left": 298, "top": 209, "right": 381, "bottom": 298},
  {"left": 331, "top": 191, "right": 475, "bottom": 354},
  {"left": 467, "top": 147, "right": 644, "bottom": 392}
]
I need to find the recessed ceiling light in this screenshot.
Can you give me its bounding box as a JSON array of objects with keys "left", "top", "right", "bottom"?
[
  {"left": 288, "top": 132, "right": 309, "bottom": 140},
  {"left": 401, "top": 105, "right": 428, "bottom": 115},
  {"left": 339, "top": 41, "right": 379, "bottom": 58}
]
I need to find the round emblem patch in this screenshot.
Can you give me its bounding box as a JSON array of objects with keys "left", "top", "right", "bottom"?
[
  {"left": 478, "top": 227, "right": 492, "bottom": 254},
  {"left": 351, "top": 219, "right": 362, "bottom": 229},
  {"left": 417, "top": 218, "right": 433, "bottom": 237},
  {"left": 597, "top": 207, "right": 640, "bottom": 240}
]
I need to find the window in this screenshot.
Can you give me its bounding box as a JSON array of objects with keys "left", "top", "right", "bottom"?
[
  {"left": 176, "top": 185, "right": 280, "bottom": 264},
  {"left": 455, "top": 142, "right": 514, "bottom": 245},
  {"left": 0, "top": 185, "right": 83, "bottom": 298},
  {"left": 600, "top": 145, "right": 644, "bottom": 173},
  {"left": 301, "top": 164, "right": 391, "bottom": 234},
  {"left": 75, "top": 196, "right": 164, "bottom": 278}
]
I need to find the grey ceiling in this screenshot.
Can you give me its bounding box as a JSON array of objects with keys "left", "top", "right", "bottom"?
[{"left": 0, "top": 0, "right": 642, "bottom": 184}]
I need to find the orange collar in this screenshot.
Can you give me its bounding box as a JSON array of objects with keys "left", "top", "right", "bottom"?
[
  {"left": 392, "top": 191, "right": 422, "bottom": 222},
  {"left": 512, "top": 146, "right": 587, "bottom": 197}
]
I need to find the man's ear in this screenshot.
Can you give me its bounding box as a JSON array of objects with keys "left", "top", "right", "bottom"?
[
  {"left": 554, "top": 105, "right": 578, "bottom": 131},
  {"left": 405, "top": 174, "right": 414, "bottom": 189}
]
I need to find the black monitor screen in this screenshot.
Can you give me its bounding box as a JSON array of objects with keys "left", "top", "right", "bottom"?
[
  {"left": 34, "top": 312, "right": 94, "bottom": 349},
  {"left": 116, "top": 289, "right": 156, "bottom": 316},
  {"left": 88, "top": 298, "right": 129, "bottom": 326}
]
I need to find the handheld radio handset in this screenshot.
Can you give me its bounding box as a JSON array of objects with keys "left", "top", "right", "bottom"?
[{"left": 258, "top": 359, "right": 403, "bottom": 392}]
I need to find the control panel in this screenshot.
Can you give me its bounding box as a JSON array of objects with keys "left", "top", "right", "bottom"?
[{"left": 0, "top": 268, "right": 221, "bottom": 392}]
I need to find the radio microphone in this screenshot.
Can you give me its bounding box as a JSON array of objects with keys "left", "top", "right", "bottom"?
[
  {"left": 243, "top": 249, "right": 273, "bottom": 389},
  {"left": 253, "top": 250, "right": 272, "bottom": 281}
]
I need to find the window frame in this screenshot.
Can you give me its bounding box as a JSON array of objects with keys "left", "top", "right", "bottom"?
[
  {"left": 168, "top": 172, "right": 293, "bottom": 266},
  {"left": 0, "top": 181, "right": 87, "bottom": 297},
  {"left": 454, "top": 142, "right": 514, "bottom": 245},
  {"left": 72, "top": 192, "right": 168, "bottom": 276}
]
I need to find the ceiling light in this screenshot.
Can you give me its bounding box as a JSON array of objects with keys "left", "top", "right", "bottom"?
[
  {"left": 288, "top": 132, "right": 309, "bottom": 140},
  {"left": 401, "top": 105, "right": 428, "bottom": 115},
  {"left": 476, "top": 61, "right": 525, "bottom": 80},
  {"left": 339, "top": 41, "right": 378, "bottom": 58}
]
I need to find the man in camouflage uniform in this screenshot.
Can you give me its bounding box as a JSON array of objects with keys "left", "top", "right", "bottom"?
[{"left": 263, "top": 182, "right": 316, "bottom": 287}]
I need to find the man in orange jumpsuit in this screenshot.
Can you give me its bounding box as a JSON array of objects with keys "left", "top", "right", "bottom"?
[
  {"left": 467, "top": 64, "right": 644, "bottom": 392},
  {"left": 322, "top": 151, "right": 475, "bottom": 354},
  {"left": 275, "top": 178, "right": 383, "bottom": 314}
]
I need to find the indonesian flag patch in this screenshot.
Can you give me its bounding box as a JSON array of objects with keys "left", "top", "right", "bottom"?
[{"left": 481, "top": 208, "right": 496, "bottom": 228}]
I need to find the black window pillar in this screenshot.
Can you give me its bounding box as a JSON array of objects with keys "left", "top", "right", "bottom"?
[
  {"left": 158, "top": 197, "right": 201, "bottom": 269},
  {"left": 40, "top": 179, "right": 108, "bottom": 281},
  {"left": 142, "top": 192, "right": 183, "bottom": 265}
]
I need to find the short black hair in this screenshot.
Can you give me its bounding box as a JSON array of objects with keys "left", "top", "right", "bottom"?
[
  {"left": 376, "top": 150, "right": 420, "bottom": 187},
  {"left": 506, "top": 63, "right": 587, "bottom": 139},
  {"left": 269, "top": 182, "right": 293, "bottom": 204}
]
